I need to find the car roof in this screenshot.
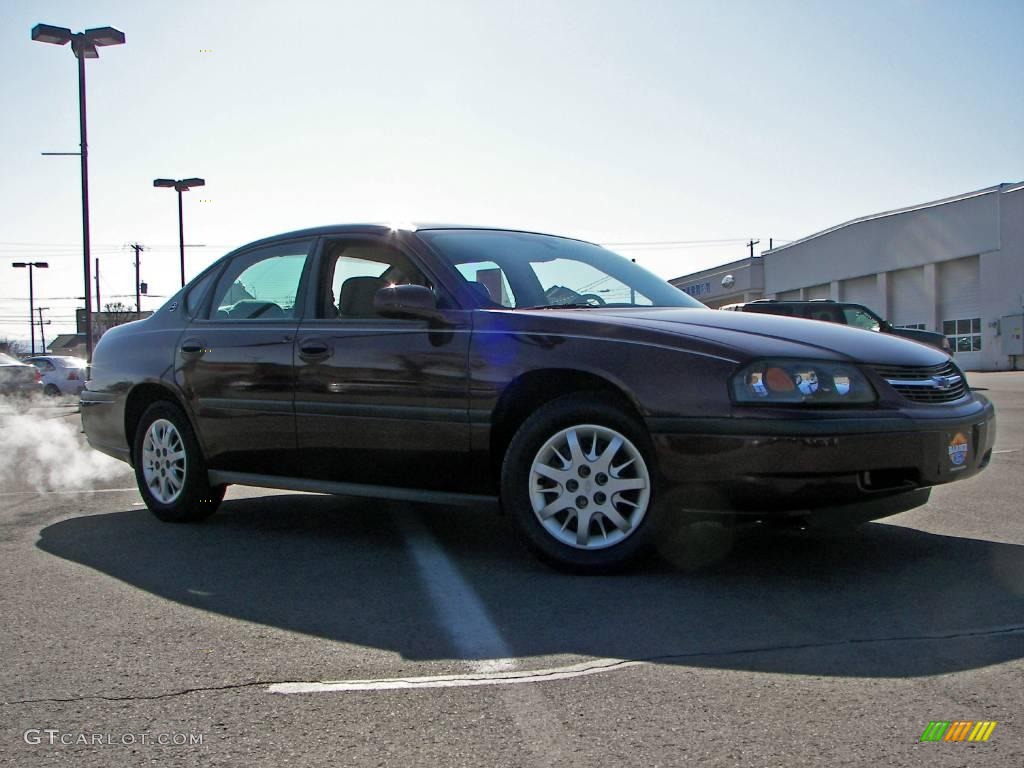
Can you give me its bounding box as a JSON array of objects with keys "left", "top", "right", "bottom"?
[{"left": 229, "top": 224, "right": 598, "bottom": 253}]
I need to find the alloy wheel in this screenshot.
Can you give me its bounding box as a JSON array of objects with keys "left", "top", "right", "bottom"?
[
  {"left": 529, "top": 424, "right": 650, "bottom": 550},
  {"left": 142, "top": 418, "right": 187, "bottom": 504}
]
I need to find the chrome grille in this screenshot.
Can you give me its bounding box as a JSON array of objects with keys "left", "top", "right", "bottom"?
[{"left": 871, "top": 361, "right": 968, "bottom": 404}]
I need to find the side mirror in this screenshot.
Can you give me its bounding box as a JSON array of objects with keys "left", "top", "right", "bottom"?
[{"left": 374, "top": 284, "right": 441, "bottom": 320}]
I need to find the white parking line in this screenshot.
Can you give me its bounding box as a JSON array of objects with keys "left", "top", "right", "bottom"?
[
  {"left": 269, "top": 657, "right": 640, "bottom": 693},
  {"left": 270, "top": 512, "right": 635, "bottom": 704},
  {"left": 394, "top": 511, "right": 517, "bottom": 666}
]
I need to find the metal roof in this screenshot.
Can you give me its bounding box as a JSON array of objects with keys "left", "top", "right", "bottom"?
[{"left": 764, "top": 181, "right": 1024, "bottom": 255}]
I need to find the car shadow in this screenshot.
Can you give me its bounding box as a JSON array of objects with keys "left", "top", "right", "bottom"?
[{"left": 36, "top": 494, "right": 1024, "bottom": 678}]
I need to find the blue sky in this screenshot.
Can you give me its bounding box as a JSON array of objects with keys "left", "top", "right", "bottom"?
[{"left": 1, "top": 0, "right": 1022, "bottom": 341}]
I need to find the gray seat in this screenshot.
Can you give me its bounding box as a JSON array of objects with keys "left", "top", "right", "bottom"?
[{"left": 338, "top": 276, "right": 386, "bottom": 317}]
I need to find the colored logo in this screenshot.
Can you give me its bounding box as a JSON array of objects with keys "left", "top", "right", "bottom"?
[
  {"left": 948, "top": 433, "right": 969, "bottom": 467},
  {"left": 921, "top": 721, "right": 997, "bottom": 742}
]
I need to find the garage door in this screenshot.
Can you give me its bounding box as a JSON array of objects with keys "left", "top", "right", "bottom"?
[
  {"left": 938, "top": 256, "right": 981, "bottom": 368},
  {"left": 889, "top": 267, "right": 931, "bottom": 329},
  {"left": 806, "top": 283, "right": 830, "bottom": 300},
  {"left": 841, "top": 275, "right": 878, "bottom": 310}
]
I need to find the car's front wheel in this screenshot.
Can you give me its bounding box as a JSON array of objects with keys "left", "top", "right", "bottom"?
[
  {"left": 501, "top": 394, "right": 658, "bottom": 573},
  {"left": 132, "top": 401, "right": 224, "bottom": 522}
]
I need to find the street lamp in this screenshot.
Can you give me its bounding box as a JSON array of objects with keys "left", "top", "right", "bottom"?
[
  {"left": 153, "top": 178, "right": 205, "bottom": 287},
  {"left": 11, "top": 262, "right": 49, "bottom": 355},
  {"left": 32, "top": 22, "right": 125, "bottom": 363}
]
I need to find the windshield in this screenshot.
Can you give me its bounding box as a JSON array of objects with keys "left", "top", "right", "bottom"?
[{"left": 417, "top": 229, "right": 704, "bottom": 309}]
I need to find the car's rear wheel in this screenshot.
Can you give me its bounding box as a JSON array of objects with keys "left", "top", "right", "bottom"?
[
  {"left": 501, "top": 394, "right": 658, "bottom": 573},
  {"left": 44, "top": 384, "right": 60, "bottom": 397},
  {"left": 132, "top": 401, "right": 224, "bottom": 522}
]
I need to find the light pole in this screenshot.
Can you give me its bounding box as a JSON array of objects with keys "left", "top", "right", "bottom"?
[
  {"left": 12, "top": 262, "right": 49, "bottom": 355},
  {"left": 153, "top": 178, "right": 205, "bottom": 287},
  {"left": 32, "top": 23, "right": 125, "bottom": 362}
]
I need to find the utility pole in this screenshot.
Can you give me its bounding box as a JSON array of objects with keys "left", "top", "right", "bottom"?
[
  {"left": 36, "top": 307, "right": 51, "bottom": 353},
  {"left": 769, "top": 237, "right": 773, "bottom": 250},
  {"left": 95, "top": 256, "right": 101, "bottom": 317},
  {"left": 129, "top": 243, "right": 144, "bottom": 317},
  {"left": 747, "top": 239, "right": 760, "bottom": 258}
]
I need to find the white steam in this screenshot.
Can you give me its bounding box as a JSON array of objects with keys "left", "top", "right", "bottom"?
[{"left": 0, "top": 398, "right": 132, "bottom": 493}]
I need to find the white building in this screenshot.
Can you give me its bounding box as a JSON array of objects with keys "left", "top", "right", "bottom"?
[{"left": 670, "top": 182, "right": 1024, "bottom": 371}]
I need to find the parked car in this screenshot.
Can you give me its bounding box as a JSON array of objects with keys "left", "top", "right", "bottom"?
[
  {"left": 26, "top": 355, "right": 87, "bottom": 396},
  {"left": 81, "top": 225, "right": 996, "bottom": 572},
  {"left": 0, "top": 352, "right": 42, "bottom": 397},
  {"left": 722, "top": 299, "right": 953, "bottom": 353}
]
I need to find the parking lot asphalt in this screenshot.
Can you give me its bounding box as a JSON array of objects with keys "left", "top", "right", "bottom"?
[{"left": 1, "top": 373, "right": 1022, "bottom": 767}]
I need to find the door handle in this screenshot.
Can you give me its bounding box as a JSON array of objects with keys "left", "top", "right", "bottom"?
[
  {"left": 298, "top": 339, "right": 330, "bottom": 359},
  {"left": 181, "top": 339, "right": 205, "bottom": 356}
]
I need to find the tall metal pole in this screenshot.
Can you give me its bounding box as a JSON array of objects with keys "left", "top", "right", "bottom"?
[
  {"left": 36, "top": 307, "right": 49, "bottom": 352},
  {"left": 131, "top": 243, "right": 143, "bottom": 317},
  {"left": 28, "top": 265, "right": 36, "bottom": 356},
  {"left": 177, "top": 189, "right": 186, "bottom": 287},
  {"left": 95, "top": 256, "right": 101, "bottom": 315},
  {"left": 78, "top": 48, "right": 94, "bottom": 362}
]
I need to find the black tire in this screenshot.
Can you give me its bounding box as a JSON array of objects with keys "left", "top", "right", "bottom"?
[
  {"left": 501, "top": 393, "right": 659, "bottom": 573},
  {"left": 44, "top": 384, "right": 61, "bottom": 397},
  {"left": 132, "top": 401, "right": 224, "bottom": 523}
]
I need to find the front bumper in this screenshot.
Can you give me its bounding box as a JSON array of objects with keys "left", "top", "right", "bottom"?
[{"left": 648, "top": 397, "right": 996, "bottom": 518}]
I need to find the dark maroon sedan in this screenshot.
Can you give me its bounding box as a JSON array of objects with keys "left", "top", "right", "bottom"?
[{"left": 81, "top": 225, "right": 996, "bottom": 572}]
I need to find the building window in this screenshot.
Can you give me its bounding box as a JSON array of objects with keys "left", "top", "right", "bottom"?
[
  {"left": 897, "top": 323, "right": 926, "bottom": 330},
  {"left": 942, "top": 318, "right": 982, "bottom": 352}
]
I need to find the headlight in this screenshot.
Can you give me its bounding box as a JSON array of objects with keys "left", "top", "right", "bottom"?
[{"left": 731, "top": 360, "right": 876, "bottom": 404}]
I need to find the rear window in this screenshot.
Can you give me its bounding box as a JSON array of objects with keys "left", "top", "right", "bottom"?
[{"left": 0, "top": 352, "right": 21, "bottom": 365}]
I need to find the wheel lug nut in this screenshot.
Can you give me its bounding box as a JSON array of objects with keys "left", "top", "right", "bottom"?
[
  {"left": 578, "top": 466, "right": 591, "bottom": 478},
  {"left": 576, "top": 496, "right": 588, "bottom": 509},
  {"left": 566, "top": 479, "right": 579, "bottom": 492},
  {"left": 594, "top": 492, "right": 607, "bottom": 504},
  {"left": 595, "top": 473, "right": 608, "bottom": 485}
]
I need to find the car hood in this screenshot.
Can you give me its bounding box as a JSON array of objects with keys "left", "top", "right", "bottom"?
[{"left": 530, "top": 307, "right": 951, "bottom": 367}]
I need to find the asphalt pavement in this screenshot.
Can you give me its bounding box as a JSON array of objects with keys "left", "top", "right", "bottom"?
[{"left": 1, "top": 373, "right": 1021, "bottom": 767}]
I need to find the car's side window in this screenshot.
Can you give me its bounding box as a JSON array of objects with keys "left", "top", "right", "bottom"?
[
  {"left": 209, "top": 241, "right": 312, "bottom": 320},
  {"left": 807, "top": 307, "right": 843, "bottom": 323},
  {"left": 843, "top": 307, "right": 881, "bottom": 332},
  {"left": 454, "top": 260, "right": 516, "bottom": 307},
  {"left": 320, "top": 241, "right": 433, "bottom": 319},
  {"left": 32, "top": 360, "right": 55, "bottom": 372}
]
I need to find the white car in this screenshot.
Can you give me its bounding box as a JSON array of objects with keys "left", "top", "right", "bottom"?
[{"left": 27, "top": 355, "right": 87, "bottom": 396}]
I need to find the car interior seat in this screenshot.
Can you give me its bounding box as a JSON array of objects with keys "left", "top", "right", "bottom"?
[{"left": 338, "top": 276, "right": 386, "bottom": 317}]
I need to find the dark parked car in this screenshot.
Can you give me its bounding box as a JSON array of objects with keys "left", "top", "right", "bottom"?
[
  {"left": 723, "top": 299, "right": 953, "bottom": 353},
  {"left": 81, "top": 225, "right": 996, "bottom": 572},
  {"left": 0, "top": 352, "right": 42, "bottom": 397}
]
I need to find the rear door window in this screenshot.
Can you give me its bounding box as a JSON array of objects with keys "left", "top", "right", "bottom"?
[{"left": 210, "top": 241, "right": 313, "bottom": 320}]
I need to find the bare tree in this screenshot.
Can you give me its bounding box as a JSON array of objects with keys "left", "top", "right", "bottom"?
[
  {"left": 0, "top": 337, "right": 30, "bottom": 357},
  {"left": 98, "top": 302, "right": 137, "bottom": 336}
]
